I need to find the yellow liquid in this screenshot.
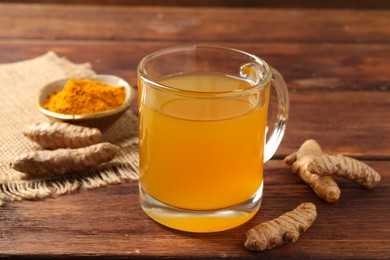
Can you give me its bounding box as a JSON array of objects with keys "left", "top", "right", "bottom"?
[{"left": 139, "top": 72, "right": 269, "bottom": 231}]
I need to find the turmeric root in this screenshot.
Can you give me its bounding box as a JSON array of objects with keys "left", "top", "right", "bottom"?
[
  {"left": 308, "top": 154, "right": 381, "bottom": 189},
  {"left": 23, "top": 121, "right": 102, "bottom": 149},
  {"left": 284, "top": 140, "right": 341, "bottom": 203},
  {"left": 11, "top": 142, "right": 119, "bottom": 178},
  {"left": 285, "top": 139, "right": 381, "bottom": 202},
  {"left": 244, "top": 202, "right": 317, "bottom": 251}
]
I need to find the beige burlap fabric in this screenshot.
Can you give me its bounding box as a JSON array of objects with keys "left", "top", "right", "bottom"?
[{"left": 0, "top": 52, "right": 139, "bottom": 206}]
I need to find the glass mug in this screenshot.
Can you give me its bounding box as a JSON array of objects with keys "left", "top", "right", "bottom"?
[{"left": 137, "top": 45, "right": 288, "bottom": 232}]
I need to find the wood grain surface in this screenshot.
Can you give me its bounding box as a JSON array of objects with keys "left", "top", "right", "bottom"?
[
  {"left": 0, "top": 3, "right": 389, "bottom": 259},
  {"left": 2, "top": 0, "right": 390, "bottom": 9}
]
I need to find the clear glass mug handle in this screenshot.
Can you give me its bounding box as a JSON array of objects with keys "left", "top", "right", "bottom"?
[{"left": 264, "top": 68, "right": 289, "bottom": 162}]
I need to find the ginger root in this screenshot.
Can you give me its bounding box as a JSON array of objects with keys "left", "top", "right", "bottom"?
[
  {"left": 11, "top": 142, "right": 119, "bottom": 178},
  {"left": 23, "top": 121, "right": 102, "bottom": 149},
  {"left": 244, "top": 202, "right": 317, "bottom": 251},
  {"left": 285, "top": 139, "right": 381, "bottom": 202}
]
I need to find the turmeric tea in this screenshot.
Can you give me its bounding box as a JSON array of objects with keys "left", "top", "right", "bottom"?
[{"left": 44, "top": 78, "right": 125, "bottom": 115}]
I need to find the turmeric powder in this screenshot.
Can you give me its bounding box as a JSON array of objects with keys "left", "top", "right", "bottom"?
[{"left": 44, "top": 78, "right": 125, "bottom": 115}]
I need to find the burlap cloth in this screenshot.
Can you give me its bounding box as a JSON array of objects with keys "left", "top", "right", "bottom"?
[{"left": 0, "top": 52, "right": 139, "bottom": 206}]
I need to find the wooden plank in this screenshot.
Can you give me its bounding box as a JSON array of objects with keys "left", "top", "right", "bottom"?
[
  {"left": 2, "top": 0, "right": 390, "bottom": 9},
  {"left": 0, "top": 41, "right": 388, "bottom": 92},
  {"left": 281, "top": 91, "right": 390, "bottom": 159},
  {"left": 0, "top": 4, "right": 389, "bottom": 44},
  {"left": 0, "top": 160, "right": 388, "bottom": 259}
]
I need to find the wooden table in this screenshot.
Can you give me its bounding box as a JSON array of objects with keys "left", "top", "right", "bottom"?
[{"left": 0, "top": 3, "right": 389, "bottom": 259}]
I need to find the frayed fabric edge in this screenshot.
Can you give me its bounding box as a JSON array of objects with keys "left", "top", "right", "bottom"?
[{"left": 0, "top": 147, "right": 139, "bottom": 207}]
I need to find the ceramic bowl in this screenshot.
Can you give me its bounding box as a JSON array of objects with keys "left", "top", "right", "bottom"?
[{"left": 36, "top": 74, "right": 135, "bottom": 130}]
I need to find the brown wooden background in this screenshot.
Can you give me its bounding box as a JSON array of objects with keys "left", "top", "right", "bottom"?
[
  {"left": 1, "top": 0, "right": 390, "bottom": 9},
  {"left": 0, "top": 1, "right": 389, "bottom": 259}
]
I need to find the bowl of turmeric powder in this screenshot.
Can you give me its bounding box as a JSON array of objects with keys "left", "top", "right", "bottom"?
[{"left": 36, "top": 75, "right": 135, "bottom": 130}]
